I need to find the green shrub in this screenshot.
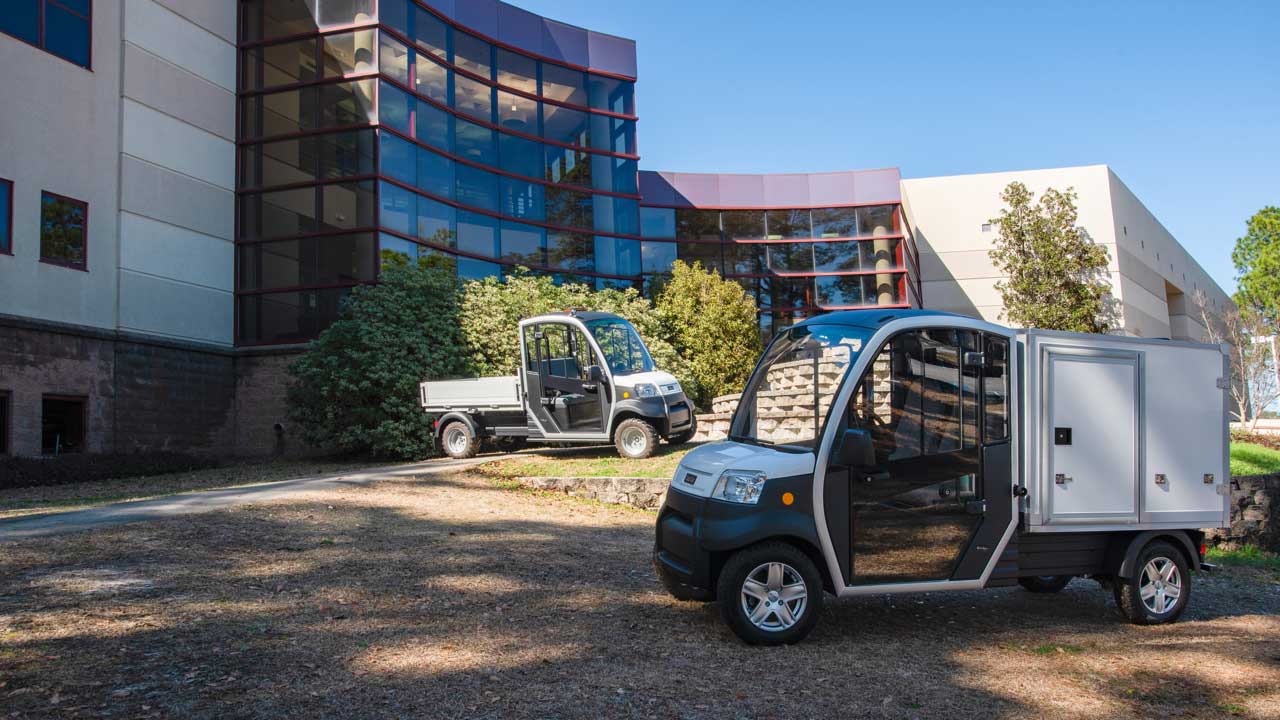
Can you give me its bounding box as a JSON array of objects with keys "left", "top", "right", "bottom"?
[
  {"left": 0, "top": 453, "right": 220, "bottom": 490},
  {"left": 654, "top": 261, "right": 762, "bottom": 408},
  {"left": 1229, "top": 442, "right": 1280, "bottom": 476},
  {"left": 286, "top": 260, "right": 472, "bottom": 460},
  {"left": 459, "top": 270, "right": 696, "bottom": 396}
]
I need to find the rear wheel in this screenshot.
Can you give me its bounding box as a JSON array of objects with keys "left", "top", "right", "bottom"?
[
  {"left": 1018, "top": 575, "right": 1073, "bottom": 593},
  {"left": 1113, "top": 541, "right": 1190, "bottom": 625},
  {"left": 614, "top": 418, "right": 658, "bottom": 459},
  {"left": 440, "top": 421, "right": 479, "bottom": 459},
  {"left": 666, "top": 413, "right": 698, "bottom": 446},
  {"left": 717, "top": 542, "right": 823, "bottom": 645}
]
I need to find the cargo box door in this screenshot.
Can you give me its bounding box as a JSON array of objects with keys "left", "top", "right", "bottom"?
[{"left": 1046, "top": 349, "right": 1140, "bottom": 525}]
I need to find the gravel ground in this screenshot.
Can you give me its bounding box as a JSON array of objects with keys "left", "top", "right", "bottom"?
[{"left": 1, "top": 470, "right": 1278, "bottom": 719}]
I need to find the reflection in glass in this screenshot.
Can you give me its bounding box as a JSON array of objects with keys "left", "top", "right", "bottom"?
[
  {"left": 457, "top": 211, "right": 498, "bottom": 258},
  {"left": 545, "top": 145, "right": 592, "bottom": 187},
  {"left": 416, "top": 146, "right": 453, "bottom": 199},
  {"left": 499, "top": 176, "right": 544, "bottom": 221},
  {"left": 592, "top": 237, "right": 641, "bottom": 277},
  {"left": 811, "top": 207, "right": 858, "bottom": 238},
  {"left": 501, "top": 221, "right": 545, "bottom": 266},
  {"left": 641, "top": 240, "right": 677, "bottom": 274},
  {"left": 378, "top": 33, "right": 410, "bottom": 85},
  {"left": 453, "top": 74, "right": 494, "bottom": 122},
  {"left": 452, "top": 30, "right": 492, "bottom": 79},
  {"left": 721, "top": 211, "right": 766, "bottom": 241},
  {"left": 496, "top": 47, "right": 538, "bottom": 94},
  {"left": 414, "top": 54, "right": 448, "bottom": 102},
  {"left": 545, "top": 186, "right": 593, "bottom": 230},
  {"left": 413, "top": 4, "right": 448, "bottom": 58},
  {"left": 322, "top": 30, "right": 377, "bottom": 77},
  {"left": 640, "top": 207, "right": 675, "bottom": 238},
  {"left": 498, "top": 133, "right": 542, "bottom": 179},
  {"left": 675, "top": 209, "right": 720, "bottom": 240},
  {"left": 587, "top": 75, "right": 636, "bottom": 116},
  {"left": 497, "top": 91, "right": 538, "bottom": 134},
  {"left": 859, "top": 205, "right": 897, "bottom": 236},
  {"left": 454, "top": 118, "right": 496, "bottom": 164},
  {"left": 543, "top": 104, "right": 590, "bottom": 147},
  {"left": 767, "top": 243, "right": 815, "bottom": 273},
  {"left": 416, "top": 195, "right": 455, "bottom": 246},
  {"left": 766, "top": 209, "right": 811, "bottom": 239},
  {"left": 379, "top": 132, "right": 416, "bottom": 185},
  {"left": 542, "top": 63, "right": 587, "bottom": 106},
  {"left": 676, "top": 242, "right": 722, "bottom": 273},
  {"left": 455, "top": 164, "right": 498, "bottom": 211},
  {"left": 547, "top": 230, "right": 594, "bottom": 271},
  {"left": 812, "top": 241, "right": 861, "bottom": 272},
  {"left": 238, "top": 234, "right": 376, "bottom": 291},
  {"left": 415, "top": 99, "right": 451, "bottom": 150}
]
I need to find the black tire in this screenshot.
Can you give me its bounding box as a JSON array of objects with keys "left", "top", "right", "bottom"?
[
  {"left": 666, "top": 413, "right": 698, "bottom": 446},
  {"left": 1113, "top": 541, "right": 1191, "bottom": 625},
  {"left": 1018, "top": 575, "right": 1073, "bottom": 593},
  {"left": 439, "top": 421, "right": 479, "bottom": 459},
  {"left": 494, "top": 436, "right": 527, "bottom": 453},
  {"left": 614, "top": 418, "right": 658, "bottom": 459},
  {"left": 654, "top": 550, "right": 714, "bottom": 602},
  {"left": 717, "top": 542, "right": 824, "bottom": 646}
]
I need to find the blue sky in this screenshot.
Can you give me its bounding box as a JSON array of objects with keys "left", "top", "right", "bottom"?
[{"left": 516, "top": 0, "right": 1279, "bottom": 293}]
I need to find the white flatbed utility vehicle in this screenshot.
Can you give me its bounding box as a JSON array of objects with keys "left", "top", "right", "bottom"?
[
  {"left": 655, "top": 310, "right": 1230, "bottom": 644},
  {"left": 421, "top": 311, "right": 696, "bottom": 459}
]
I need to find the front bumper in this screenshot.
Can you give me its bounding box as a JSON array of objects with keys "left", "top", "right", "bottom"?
[
  {"left": 653, "top": 477, "right": 819, "bottom": 599},
  {"left": 614, "top": 391, "right": 694, "bottom": 436}
]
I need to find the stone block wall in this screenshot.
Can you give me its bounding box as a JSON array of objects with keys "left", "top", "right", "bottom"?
[
  {"left": 234, "top": 350, "right": 312, "bottom": 457},
  {"left": 113, "top": 340, "right": 236, "bottom": 454},
  {"left": 1207, "top": 474, "right": 1280, "bottom": 553}
]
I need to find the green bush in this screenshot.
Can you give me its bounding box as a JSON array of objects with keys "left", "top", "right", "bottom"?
[
  {"left": 459, "top": 270, "right": 696, "bottom": 395},
  {"left": 286, "top": 260, "right": 472, "bottom": 460},
  {"left": 654, "top": 261, "right": 762, "bottom": 407},
  {"left": 0, "top": 453, "right": 220, "bottom": 490}
]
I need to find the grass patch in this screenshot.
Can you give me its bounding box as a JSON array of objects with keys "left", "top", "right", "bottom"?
[
  {"left": 1206, "top": 545, "right": 1280, "bottom": 570},
  {"left": 1229, "top": 442, "right": 1280, "bottom": 476},
  {"left": 481, "top": 444, "right": 692, "bottom": 480},
  {"left": 1031, "top": 643, "right": 1084, "bottom": 656}
]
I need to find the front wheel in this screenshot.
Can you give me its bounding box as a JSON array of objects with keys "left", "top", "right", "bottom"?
[
  {"left": 717, "top": 542, "right": 823, "bottom": 645},
  {"left": 1113, "top": 541, "right": 1190, "bottom": 625},
  {"left": 440, "top": 421, "right": 479, "bottom": 459},
  {"left": 614, "top": 418, "right": 658, "bottom": 459}
]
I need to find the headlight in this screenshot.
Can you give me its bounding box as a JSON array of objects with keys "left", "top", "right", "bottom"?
[
  {"left": 712, "top": 470, "right": 767, "bottom": 504},
  {"left": 633, "top": 383, "right": 658, "bottom": 398}
]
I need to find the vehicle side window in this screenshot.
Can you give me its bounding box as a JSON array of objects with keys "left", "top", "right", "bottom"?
[
  {"left": 920, "top": 329, "right": 961, "bottom": 455},
  {"left": 539, "top": 324, "right": 573, "bottom": 378},
  {"left": 568, "top": 328, "right": 595, "bottom": 380},
  {"left": 959, "top": 330, "right": 981, "bottom": 449},
  {"left": 523, "top": 325, "right": 538, "bottom": 371},
  {"left": 984, "top": 335, "right": 1010, "bottom": 441},
  {"left": 849, "top": 332, "right": 922, "bottom": 463}
]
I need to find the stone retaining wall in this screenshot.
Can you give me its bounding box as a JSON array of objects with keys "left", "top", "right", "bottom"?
[
  {"left": 1208, "top": 474, "right": 1280, "bottom": 553},
  {"left": 517, "top": 476, "right": 669, "bottom": 510}
]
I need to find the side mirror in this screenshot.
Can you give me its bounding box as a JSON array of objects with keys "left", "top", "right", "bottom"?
[
  {"left": 586, "top": 365, "right": 604, "bottom": 383},
  {"left": 835, "top": 428, "right": 875, "bottom": 468}
]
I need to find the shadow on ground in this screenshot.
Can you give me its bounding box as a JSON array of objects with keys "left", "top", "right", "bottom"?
[{"left": 1, "top": 470, "right": 1277, "bottom": 719}]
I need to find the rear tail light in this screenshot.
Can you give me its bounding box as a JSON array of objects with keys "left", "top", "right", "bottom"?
[{"left": 1200, "top": 543, "right": 1207, "bottom": 558}]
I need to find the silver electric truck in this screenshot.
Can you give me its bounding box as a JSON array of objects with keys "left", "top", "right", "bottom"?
[
  {"left": 654, "top": 309, "right": 1230, "bottom": 644},
  {"left": 421, "top": 311, "right": 696, "bottom": 459}
]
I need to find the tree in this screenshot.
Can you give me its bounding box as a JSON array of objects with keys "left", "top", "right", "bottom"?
[
  {"left": 458, "top": 270, "right": 697, "bottom": 398},
  {"left": 654, "top": 261, "right": 762, "bottom": 408},
  {"left": 285, "top": 259, "right": 472, "bottom": 459},
  {"left": 1194, "top": 290, "right": 1279, "bottom": 429},
  {"left": 988, "top": 182, "right": 1114, "bottom": 332},
  {"left": 1231, "top": 206, "right": 1280, "bottom": 324}
]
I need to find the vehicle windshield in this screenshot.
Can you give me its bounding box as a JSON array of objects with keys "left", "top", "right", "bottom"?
[
  {"left": 729, "top": 323, "right": 871, "bottom": 450},
  {"left": 585, "top": 318, "right": 655, "bottom": 376}
]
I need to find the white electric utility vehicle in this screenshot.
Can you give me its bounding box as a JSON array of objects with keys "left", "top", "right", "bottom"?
[
  {"left": 421, "top": 311, "right": 695, "bottom": 459},
  {"left": 654, "top": 309, "right": 1229, "bottom": 644}
]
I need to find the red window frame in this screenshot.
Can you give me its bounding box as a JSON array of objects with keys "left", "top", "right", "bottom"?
[
  {"left": 39, "top": 190, "right": 89, "bottom": 271},
  {"left": 0, "top": 0, "right": 93, "bottom": 70},
  {"left": 0, "top": 178, "right": 12, "bottom": 255}
]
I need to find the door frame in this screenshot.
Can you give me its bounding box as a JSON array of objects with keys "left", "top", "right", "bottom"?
[
  {"left": 518, "top": 316, "right": 616, "bottom": 442},
  {"left": 811, "top": 315, "right": 1021, "bottom": 597}
]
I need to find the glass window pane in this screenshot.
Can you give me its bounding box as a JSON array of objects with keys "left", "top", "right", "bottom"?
[
  {"left": 238, "top": 234, "right": 376, "bottom": 291},
  {"left": 676, "top": 242, "right": 721, "bottom": 274},
  {"left": 545, "top": 186, "right": 593, "bottom": 230},
  {"left": 542, "top": 104, "right": 589, "bottom": 147},
  {"left": 675, "top": 209, "right": 720, "bottom": 240},
  {"left": 640, "top": 207, "right": 675, "bottom": 238},
  {"left": 875, "top": 333, "right": 923, "bottom": 462},
  {"left": 769, "top": 277, "right": 813, "bottom": 309},
  {"left": 452, "top": 31, "right": 492, "bottom": 79},
  {"left": 592, "top": 117, "right": 635, "bottom": 155},
  {"left": 321, "top": 79, "right": 376, "bottom": 127},
  {"left": 378, "top": 32, "right": 410, "bottom": 85},
  {"left": 546, "top": 230, "right": 594, "bottom": 271},
  {"left": 379, "top": 132, "right": 416, "bottom": 185},
  {"left": 497, "top": 91, "right": 538, "bottom": 134},
  {"left": 378, "top": 181, "right": 415, "bottom": 235},
  {"left": 984, "top": 336, "right": 1010, "bottom": 441},
  {"left": 259, "top": 38, "right": 317, "bottom": 89},
  {"left": 545, "top": 145, "right": 591, "bottom": 187},
  {"left": 454, "top": 117, "right": 496, "bottom": 165},
  {"left": 919, "top": 329, "right": 963, "bottom": 454},
  {"left": 380, "top": 0, "right": 409, "bottom": 38},
  {"left": 959, "top": 331, "right": 981, "bottom": 449},
  {"left": 500, "top": 220, "right": 545, "bottom": 266},
  {"left": 721, "top": 211, "right": 766, "bottom": 241},
  {"left": 863, "top": 237, "right": 902, "bottom": 270},
  {"left": 317, "top": 128, "right": 376, "bottom": 179},
  {"left": 598, "top": 196, "right": 639, "bottom": 236},
  {"left": 724, "top": 241, "right": 763, "bottom": 275},
  {"left": 416, "top": 195, "right": 455, "bottom": 245},
  {"left": 641, "top": 240, "right": 677, "bottom": 274},
  {"left": 0, "top": 0, "right": 40, "bottom": 45},
  {"left": 859, "top": 205, "right": 898, "bottom": 236},
  {"left": 606, "top": 157, "right": 638, "bottom": 195},
  {"left": 414, "top": 54, "right": 448, "bottom": 103},
  {"left": 242, "top": 186, "right": 317, "bottom": 239},
  {"left": 40, "top": 193, "right": 87, "bottom": 268},
  {"left": 811, "top": 207, "right": 858, "bottom": 238},
  {"left": 238, "top": 288, "right": 351, "bottom": 345},
  {"left": 812, "top": 241, "right": 862, "bottom": 272},
  {"left": 416, "top": 146, "right": 453, "bottom": 199},
  {"left": 453, "top": 74, "right": 494, "bottom": 122},
  {"left": 415, "top": 99, "right": 451, "bottom": 150},
  {"left": 498, "top": 133, "right": 542, "bottom": 179},
  {"left": 317, "top": 0, "right": 374, "bottom": 27},
  {"left": 594, "top": 236, "right": 640, "bottom": 277},
  {"left": 458, "top": 256, "right": 501, "bottom": 281},
  {"left": 541, "top": 63, "right": 587, "bottom": 105},
  {"left": 322, "top": 29, "right": 376, "bottom": 77},
  {"left": 457, "top": 210, "right": 498, "bottom": 258},
  {"left": 322, "top": 181, "right": 376, "bottom": 231},
  {"left": 413, "top": 5, "right": 448, "bottom": 58},
  {"left": 379, "top": 233, "right": 422, "bottom": 266},
  {"left": 378, "top": 80, "right": 411, "bottom": 134},
  {"left": 587, "top": 75, "right": 635, "bottom": 115},
  {"left": 455, "top": 164, "right": 498, "bottom": 211},
  {"left": 766, "top": 243, "right": 813, "bottom": 273},
  {"left": 496, "top": 47, "right": 537, "bottom": 94},
  {"left": 45, "top": 4, "right": 90, "bottom": 67},
  {"left": 815, "top": 275, "right": 866, "bottom": 306},
  {"left": 261, "top": 0, "right": 319, "bottom": 41},
  {"left": 766, "top": 210, "right": 811, "bottom": 239},
  {"left": 499, "top": 176, "right": 544, "bottom": 221}
]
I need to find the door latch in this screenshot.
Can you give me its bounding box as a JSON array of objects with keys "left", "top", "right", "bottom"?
[
  {"left": 1154, "top": 473, "right": 1168, "bottom": 486},
  {"left": 1055, "top": 473, "right": 1072, "bottom": 485}
]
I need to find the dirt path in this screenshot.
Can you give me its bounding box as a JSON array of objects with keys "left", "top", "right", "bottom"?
[{"left": 1, "top": 470, "right": 1277, "bottom": 719}]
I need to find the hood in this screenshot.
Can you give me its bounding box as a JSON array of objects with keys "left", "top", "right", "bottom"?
[
  {"left": 613, "top": 370, "right": 682, "bottom": 394},
  {"left": 670, "top": 441, "right": 817, "bottom": 499}
]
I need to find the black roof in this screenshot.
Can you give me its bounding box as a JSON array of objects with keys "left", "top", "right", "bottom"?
[
  {"left": 529, "top": 310, "right": 627, "bottom": 323},
  {"left": 793, "top": 309, "right": 974, "bottom": 331}
]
